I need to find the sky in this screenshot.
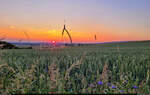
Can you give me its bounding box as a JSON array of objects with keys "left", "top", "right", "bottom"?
[{"left": 0, "top": 0, "right": 150, "bottom": 43}]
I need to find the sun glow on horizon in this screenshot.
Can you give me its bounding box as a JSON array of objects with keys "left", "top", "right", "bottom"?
[{"left": 0, "top": 0, "right": 150, "bottom": 42}]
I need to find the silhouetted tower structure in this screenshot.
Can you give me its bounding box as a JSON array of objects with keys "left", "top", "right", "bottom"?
[
  {"left": 94, "top": 35, "right": 97, "bottom": 40},
  {"left": 62, "top": 23, "right": 72, "bottom": 44}
]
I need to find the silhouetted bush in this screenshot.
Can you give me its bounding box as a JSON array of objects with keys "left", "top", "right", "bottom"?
[{"left": 0, "top": 41, "right": 18, "bottom": 49}]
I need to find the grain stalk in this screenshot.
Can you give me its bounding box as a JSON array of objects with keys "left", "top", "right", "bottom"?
[
  {"left": 100, "top": 62, "right": 109, "bottom": 83},
  {"left": 65, "top": 52, "right": 86, "bottom": 80},
  {"left": 48, "top": 59, "right": 59, "bottom": 94}
]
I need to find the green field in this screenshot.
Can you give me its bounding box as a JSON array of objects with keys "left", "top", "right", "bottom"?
[{"left": 0, "top": 41, "right": 150, "bottom": 94}]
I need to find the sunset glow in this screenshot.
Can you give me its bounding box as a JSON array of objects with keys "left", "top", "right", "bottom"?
[{"left": 0, "top": 0, "right": 150, "bottom": 43}]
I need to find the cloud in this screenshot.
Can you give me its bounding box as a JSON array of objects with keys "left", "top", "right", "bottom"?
[
  {"left": 48, "top": 29, "right": 58, "bottom": 33},
  {"left": 9, "top": 25, "right": 16, "bottom": 29}
]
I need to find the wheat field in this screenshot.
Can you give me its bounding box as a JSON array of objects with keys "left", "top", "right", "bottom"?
[{"left": 0, "top": 41, "right": 150, "bottom": 94}]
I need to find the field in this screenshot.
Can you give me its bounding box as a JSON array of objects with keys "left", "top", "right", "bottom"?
[{"left": 0, "top": 41, "right": 150, "bottom": 94}]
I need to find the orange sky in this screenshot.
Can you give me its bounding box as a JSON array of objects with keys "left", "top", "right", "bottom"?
[
  {"left": 1, "top": 24, "right": 149, "bottom": 43},
  {"left": 0, "top": 0, "right": 150, "bottom": 43}
]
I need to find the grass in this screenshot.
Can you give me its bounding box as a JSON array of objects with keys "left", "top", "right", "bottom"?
[{"left": 0, "top": 41, "right": 150, "bottom": 94}]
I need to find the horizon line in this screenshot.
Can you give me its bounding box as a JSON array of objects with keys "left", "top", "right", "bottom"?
[{"left": 4, "top": 39, "right": 150, "bottom": 44}]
